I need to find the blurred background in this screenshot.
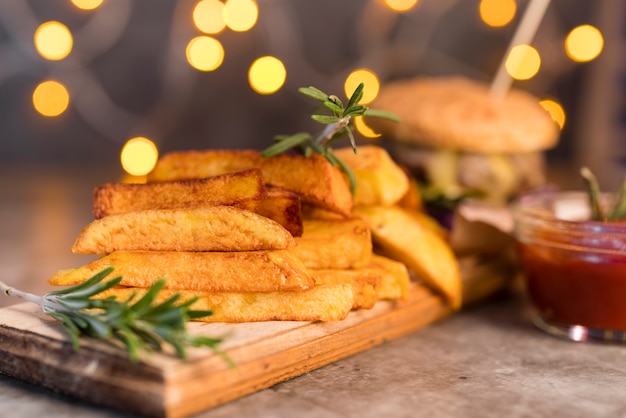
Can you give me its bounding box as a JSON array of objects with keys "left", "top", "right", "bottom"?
[{"left": 0, "top": 0, "right": 623, "bottom": 185}]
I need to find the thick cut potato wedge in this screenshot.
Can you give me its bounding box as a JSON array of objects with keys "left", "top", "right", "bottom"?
[
  {"left": 256, "top": 187, "right": 303, "bottom": 237},
  {"left": 147, "top": 149, "right": 263, "bottom": 181},
  {"left": 93, "top": 169, "right": 266, "bottom": 219},
  {"left": 368, "top": 254, "right": 411, "bottom": 301},
  {"left": 71, "top": 206, "right": 296, "bottom": 254},
  {"left": 259, "top": 153, "right": 353, "bottom": 216},
  {"left": 353, "top": 205, "right": 462, "bottom": 309},
  {"left": 148, "top": 149, "right": 353, "bottom": 216},
  {"left": 49, "top": 250, "right": 314, "bottom": 292},
  {"left": 290, "top": 218, "right": 372, "bottom": 269},
  {"left": 334, "top": 145, "right": 409, "bottom": 207},
  {"left": 96, "top": 284, "right": 355, "bottom": 322},
  {"left": 301, "top": 203, "right": 347, "bottom": 221},
  {"left": 310, "top": 269, "right": 381, "bottom": 310}
]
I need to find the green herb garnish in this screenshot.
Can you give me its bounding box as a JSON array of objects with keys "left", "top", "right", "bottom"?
[
  {"left": 262, "top": 83, "right": 399, "bottom": 193},
  {"left": 0, "top": 267, "right": 227, "bottom": 363},
  {"left": 580, "top": 166, "right": 626, "bottom": 221}
]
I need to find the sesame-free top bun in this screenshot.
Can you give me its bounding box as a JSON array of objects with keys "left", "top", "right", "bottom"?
[{"left": 369, "top": 76, "right": 560, "bottom": 153}]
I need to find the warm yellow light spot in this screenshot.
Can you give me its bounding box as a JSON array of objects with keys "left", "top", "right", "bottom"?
[
  {"left": 186, "top": 36, "right": 224, "bottom": 72},
  {"left": 120, "top": 137, "right": 159, "bottom": 176},
  {"left": 383, "top": 0, "right": 419, "bottom": 13},
  {"left": 32, "top": 80, "right": 70, "bottom": 117},
  {"left": 34, "top": 21, "right": 73, "bottom": 61},
  {"left": 539, "top": 99, "right": 566, "bottom": 130},
  {"left": 565, "top": 24, "right": 603, "bottom": 63},
  {"left": 479, "top": 0, "right": 516, "bottom": 28},
  {"left": 193, "top": 0, "right": 226, "bottom": 34},
  {"left": 344, "top": 69, "right": 380, "bottom": 105},
  {"left": 223, "top": 0, "right": 258, "bottom": 32},
  {"left": 354, "top": 116, "right": 381, "bottom": 139},
  {"left": 70, "top": 0, "right": 104, "bottom": 10},
  {"left": 505, "top": 44, "right": 541, "bottom": 80},
  {"left": 248, "top": 56, "right": 287, "bottom": 95}
]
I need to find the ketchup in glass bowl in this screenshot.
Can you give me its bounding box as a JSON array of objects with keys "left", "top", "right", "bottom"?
[{"left": 513, "top": 175, "right": 626, "bottom": 343}]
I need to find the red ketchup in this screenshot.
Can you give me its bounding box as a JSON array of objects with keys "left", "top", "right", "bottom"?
[{"left": 514, "top": 191, "right": 626, "bottom": 340}]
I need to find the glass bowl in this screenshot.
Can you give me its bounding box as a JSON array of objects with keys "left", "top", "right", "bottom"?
[{"left": 513, "top": 191, "right": 626, "bottom": 342}]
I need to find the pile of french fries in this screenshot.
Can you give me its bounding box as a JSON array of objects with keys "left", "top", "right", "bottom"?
[{"left": 48, "top": 145, "right": 461, "bottom": 322}]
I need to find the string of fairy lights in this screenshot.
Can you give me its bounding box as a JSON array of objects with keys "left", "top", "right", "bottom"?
[{"left": 17, "top": 0, "right": 605, "bottom": 178}]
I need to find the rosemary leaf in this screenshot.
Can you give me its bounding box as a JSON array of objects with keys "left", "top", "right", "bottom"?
[
  {"left": 608, "top": 176, "right": 626, "bottom": 221},
  {"left": 0, "top": 268, "right": 228, "bottom": 363},
  {"left": 298, "top": 86, "right": 328, "bottom": 101},
  {"left": 580, "top": 167, "right": 603, "bottom": 221},
  {"left": 261, "top": 83, "right": 399, "bottom": 195}
]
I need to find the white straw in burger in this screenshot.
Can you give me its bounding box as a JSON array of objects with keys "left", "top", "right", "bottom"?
[{"left": 489, "top": 0, "right": 552, "bottom": 99}]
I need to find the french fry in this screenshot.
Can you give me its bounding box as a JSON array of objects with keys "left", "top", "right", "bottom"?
[
  {"left": 148, "top": 149, "right": 353, "bottom": 216},
  {"left": 310, "top": 269, "right": 381, "bottom": 310},
  {"left": 49, "top": 250, "right": 314, "bottom": 293},
  {"left": 334, "top": 145, "right": 410, "bottom": 207},
  {"left": 290, "top": 218, "right": 372, "bottom": 269},
  {"left": 301, "top": 203, "right": 347, "bottom": 221},
  {"left": 93, "top": 169, "right": 266, "bottom": 219},
  {"left": 368, "top": 254, "right": 411, "bottom": 301},
  {"left": 259, "top": 153, "right": 353, "bottom": 216},
  {"left": 256, "top": 187, "right": 303, "bottom": 237},
  {"left": 97, "top": 284, "right": 355, "bottom": 322},
  {"left": 147, "top": 149, "right": 263, "bottom": 181},
  {"left": 353, "top": 205, "right": 462, "bottom": 309},
  {"left": 71, "top": 206, "right": 296, "bottom": 254}
]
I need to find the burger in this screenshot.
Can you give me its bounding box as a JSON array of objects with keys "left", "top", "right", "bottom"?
[{"left": 367, "top": 76, "right": 560, "bottom": 228}]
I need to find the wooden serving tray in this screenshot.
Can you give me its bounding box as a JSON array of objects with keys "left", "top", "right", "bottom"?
[{"left": 0, "top": 256, "right": 512, "bottom": 418}]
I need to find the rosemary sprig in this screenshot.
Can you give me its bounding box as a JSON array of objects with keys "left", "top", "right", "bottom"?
[
  {"left": 580, "top": 166, "right": 626, "bottom": 221},
  {"left": 0, "top": 267, "right": 227, "bottom": 363},
  {"left": 262, "top": 83, "right": 399, "bottom": 193}
]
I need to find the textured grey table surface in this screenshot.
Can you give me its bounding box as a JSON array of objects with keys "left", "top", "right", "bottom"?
[{"left": 1, "top": 166, "right": 625, "bottom": 418}]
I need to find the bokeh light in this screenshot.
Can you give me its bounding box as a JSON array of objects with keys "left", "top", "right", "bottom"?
[
  {"left": 539, "top": 99, "right": 566, "bottom": 130},
  {"left": 344, "top": 69, "right": 380, "bottom": 105},
  {"left": 565, "top": 24, "right": 603, "bottom": 62},
  {"left": 479, "top": 0, "right": 516, "bottom": 28},
  {"left": 193, "top": 0, "right": 226, "bottom": 34},
  {"left": 186, "top": 36, "right": 225, "bottom": 72},
  {"left": 383, "top": 0, "right": 419, "bottom": 13},
  {"left": 34, "top": 21, "right": 73, "bottom": 61},
  {"left": 505, "top": 44, "right": 541, "bottom": 80},
  {"left": 248, "top": 56, "right": 287, "bottom": 95},
  {"left": 70, "top": 0, "right": 104, "bottom": 10},
  {"left": 32, "top": 80, "right": 70, "bottom": 117},
  {"left": 223, "top": 0, "right": 258, "bottom": 32},
  {"left": 120, "top": 137, "right": 159, "bottom": 176},
  {"left": 354, "top": 116, "right": 381, "bottom": 139}
]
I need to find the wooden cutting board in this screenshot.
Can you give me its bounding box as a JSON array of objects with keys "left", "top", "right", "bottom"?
[{"left": 0, "top": 256, "right": 513, "bottom": 418}]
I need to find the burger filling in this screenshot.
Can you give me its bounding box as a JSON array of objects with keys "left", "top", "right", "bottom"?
[{"left": 391, "top": 144, "right": 546, "bottom": 206}]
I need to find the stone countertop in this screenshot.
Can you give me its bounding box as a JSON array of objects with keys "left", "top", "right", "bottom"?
[{"left": 1, "top": 165, "right": 625, "bottom": 418}]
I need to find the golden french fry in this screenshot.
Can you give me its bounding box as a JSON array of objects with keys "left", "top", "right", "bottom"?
[
  {"left": 49, "top": 250, "right": 314, "bottom": 293},
  {"left": 368, "top": 254, "right": 411, "bottom": 301},
  {"left": 309, "top": 269, "right": 381, "bottom": 310},
  {"left": 301, "top": 203, "right": 347, "bottom": 221},
  {"left": 256, "top": 187, "right": 303, "bottom": 237},
  {"left": 148, "top": 149, "right": 353, "bottom": 216},
  {"left": 147, "top": 149, "right": 263, "bottom": 181},
  {"left": 71, "top": 206, "right": 296, "bottom": 254},
  {"left": 353, "top": 205, "right": 462, "bottom": 309},
  {"left": 290, "top": 218, "right": 372, "bottom": 269},
  {"left": 93, "top": 169, "right": 266, "bottom": 219},
  {"left": 334, "top": 145, "right": 410, "bottom": 207},
  {"left": 259, "top": 153, "right": 353, "bottom": 216},
  {"left": 97, "top": 284, "right": 355, "bottom": 322}
]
